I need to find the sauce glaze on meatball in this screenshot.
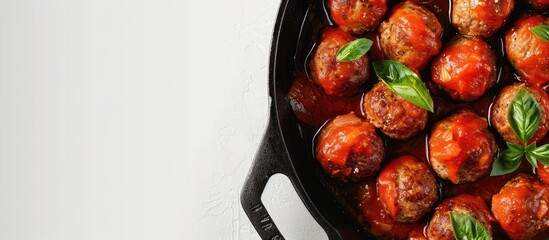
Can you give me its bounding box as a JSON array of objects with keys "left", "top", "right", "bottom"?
[
  {"left": 431, "top": 36, "right": 497, "bottom": 101},
  {"left": 377, "top": 156, "right": 438, "bottom": 223},
  {"left": 505, "top": 15, "right": 549, "bottom": 87},
  {"left": 429, "top": 110, "right": 498, "bottom": 184},
  {"left": 427, "top": 194, "right": 494, "bottom": 240},
  {"left": 490, "top": 83, "right": 549, "bottom": 144},
  {"left": 538, "top": 162, "right": 549, "bottom": 185},
  {"left": 492, "top": 174, "right": 549, "bottom": 239},
  {"left": 315, "top": 112, "right": 385, "bottom": 181},
  {"left": 363, "top": 82, "right": 428, "bottom": 139},
  {"left": 378, "top": 1, "right": 442, "bottom": 71},
  {"left": 451, "top": 0, "right": 514, "bottom": 38},
  {"left": 329, "top": 0, "right": 388, "bottom": 35},
  {"left": 309, "top": 28, "right": 369, "bottom": 96}
]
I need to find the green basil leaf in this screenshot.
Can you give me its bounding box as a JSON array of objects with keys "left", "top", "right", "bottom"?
[
  {"left": 524, "top": 142, "right": 538, "bottom": 167},
  {"left": 507, "top": 142, "right": 524, "bottom": 152},
  {"left": 525, "top": 152, "right": 538, "bottom": 168},
  {"left": 372, "top": 60, "right": 434, "bottom": 112},
  {"left": 336, "top": 38, "right": 373, "bottom": 62},
  {"left": 373, "top": 60, "right": 418, "bottom": 82},
  {"left": 507, "top": 88, "right": 541, "bottom": 144},
  {"left": 450, "top": 212, "right": 492, "bottom": 240},
  {"left": 530, "top": 143, "right": 549, "bottom": 165},
  {"left": 491, "top": 149, "right": 523, "bottom": 176},
  {"left": 530, "top": 25, "right": 549, "bottom": 42}
]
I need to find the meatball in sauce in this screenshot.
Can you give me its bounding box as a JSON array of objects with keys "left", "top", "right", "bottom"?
[
  {"left": 427, "top": 194, "right": 494, "bottom": 240},
  {"left": 490, "top": 83, "right": 549, "bottom": 144},
  {"left": 363, "top": 82, "right": 428, "bottom": 140},
  {"left": 538, "top": 162, "right": 549, "bottom": 185},
  {"left": 315, "top": 112, "right": 385, "bottom": 181},
  {"left": 328, "top": 0, "right": 388, "bottom": 35},
  {"left": 505, "top": 15, "right": 549, "bottom": 87},
  {"left": 429, "top": 110, "right": 498, "bottom": 184},
  {"left": 309, "top": 28, "right": 369, "bottom": 96},
  {"left": 378, "top": 1, "right": 442, "bottom": 71},
  {"left": 377, "top": 155, "right": 438, "bottom": 223},
  {"left": 452, "top": 0, "right": 514, "bottom": 38},
  {"left": 492, "top": 174, "right": 549, "bottom": 239},
  {"left": 431, "top": 36, "right": 497, "bottom": 101}
]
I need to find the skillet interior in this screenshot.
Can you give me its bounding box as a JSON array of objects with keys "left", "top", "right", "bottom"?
[
  {"left": 244, "top": 0, "right": 549, "bottom": 238},
  {"left": 269, "top": 0, "right": 371, "bottom": 238}
]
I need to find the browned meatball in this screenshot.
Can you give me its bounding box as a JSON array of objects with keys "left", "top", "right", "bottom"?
[
  {"left": 329, "top": 0, "right": 388, "bottom": 35},
  {"left": 490, "top": 83, "right": 549, "bottom": 144},
  {"left": 452, "top": 0, "right": 514, "bottom": 38},
  {"left": 505, "top": 15, "right": 549, "bottom": 87},
  {"left": 363, "top": 82, "right": 428, "bottom": 139},
  {"left": 315, "top": 112, "right": 385, "bottom": 181},
  {"left": 309, "top": 27, "right": 369, "bottom": 97},
  {"left": 379, "top": 1, "right": 442, "bottom": 71},
  {"left": 377, "top": 156, "right": 438, "bottom": 223},
  {"left": 427, "top": 194, "right": 494, "bottom": 240},
  {"left": 492, "top": 174, "right": 549, "bottom": 239},
  {"left": 431, "top": 36, "right": 497, "bottom": 101},
  {"left": 429, "top": 110, "right": 498, "bottom": 184}
]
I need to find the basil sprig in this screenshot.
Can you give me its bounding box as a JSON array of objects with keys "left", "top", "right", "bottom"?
[
  {"left": 450, "top": 212, "right": 492, "bottom": 240},
  {"left": 491, "top": 89, "right": 549, "bottom": 176},
  {"left": 336, "top": 38, "right": 373, "bottom": 62},
  {"left": 372, "top": 60, "right": 434, "bottom": 112},
  {"left": 530, "top": 24, "right": 549, "bottom": 42}
]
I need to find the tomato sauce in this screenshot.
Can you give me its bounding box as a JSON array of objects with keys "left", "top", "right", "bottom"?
[{"left": 287, "top": 0, "right": 549, "bottom": 239}]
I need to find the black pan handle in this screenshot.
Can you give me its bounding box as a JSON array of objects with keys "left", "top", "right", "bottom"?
[{"left": 241, "top": 104, "right": 290, "bottom": 240}]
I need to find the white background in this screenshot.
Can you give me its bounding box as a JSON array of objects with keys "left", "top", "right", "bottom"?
[{"left": 0, "top": 0, "right": 327, "bottom": 239}]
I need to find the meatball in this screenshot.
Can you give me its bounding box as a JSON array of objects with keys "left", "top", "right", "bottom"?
[
  {"left": 315, "top": 112, "right": 385, "bottom": 181},
  {"left": 538, "top": 162, "right": 549, "bottom": 185},
  {"left": 427, "top": 194, "right": 494, "bottom": 240},
  {"left": 490, "top": 83, "right": 549, "bottom": 144},
  {"left": 452, "top": 0, "right": 514, "bottom": 38},
  {"left": 431, "top": 36, "right": 497, "bottom": 101},
  {"left": 329, "top": 0, "right": 388, "bottom": 35},
  {"left": 377, "top": 156, "right": 438, "bottom": 223},
  {"left": 378, "top": 1, "right": 442, "bottom": 71},
  {"left": 492, "top": 174, "right": 549, "bottom": 239},
  {"left": 505, "top": 15, "right": 549, "bottom": 87},
  {"left": 429, "top": 110, "right": 498, "bottom": 184},
  {"left": 309, "top": 28, "right": 369, "bottom": 96},
  {"left": 363, "top": 82, "right": 428, "bottom": 139}
]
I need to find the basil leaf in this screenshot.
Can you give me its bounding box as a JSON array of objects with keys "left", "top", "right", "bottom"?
[
  {"left": 507, "top": 142, "right": 523, "bottom": 152},
  {"left": 336, "top": 38, "right": 373, "bottom": 62},
  {"left": 530, "top": 143, "right": 549, "bottom": 165},
  {"left": 373, "top": 60, "right": 418, "bottom": 83},
  {"left": 525, "top": 152, "right": 538, "bottom": 168},
  {"left": 507, "top": 88, "right": 541, "bottom": 144},
  {"left": 491, "top": 148, "right": 523, "bottom": 176},
  {"left": 525, "top": 142, "right": 538, "bottom": 167},
  {"left": 530, "top": 25, "right": 549, "bottom": 42},
  {"left": 450, "top": 212, "right": 492, "bottom": 240},
  {"left": 372, "top": 60, "right": 434, "bottom": 112}
]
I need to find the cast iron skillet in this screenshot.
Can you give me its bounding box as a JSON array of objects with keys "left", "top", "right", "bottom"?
[{"left": 240, "top": 0, "right": 370, "bottom": 239}]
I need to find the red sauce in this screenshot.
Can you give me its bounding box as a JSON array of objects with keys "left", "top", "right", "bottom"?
[
  {"left": 429, "top": 111, "right": 496, "bottom": 184},
  {"left": 377, "top": 164, "right": 399, "bottom": 218},
  {"left": 288, "top": 73, "right": 362, "bottom": 128},
  {"left": 356, "top": 181, "right": 425, "bottom": 239},
  {"left": 287, "top": 0, "right": 549, "bottom": 238}
]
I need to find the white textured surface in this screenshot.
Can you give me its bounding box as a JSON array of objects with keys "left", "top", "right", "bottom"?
[{"left": 0, "top": 0, "right": 324, "bottom": 239}]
